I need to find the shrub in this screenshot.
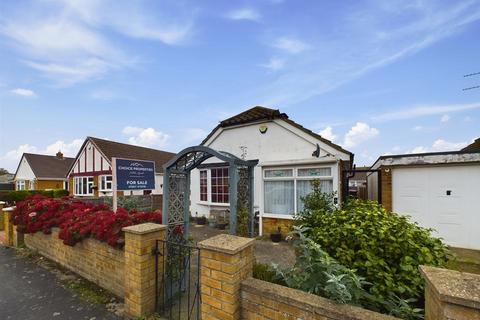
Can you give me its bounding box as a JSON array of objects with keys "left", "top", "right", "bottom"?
[
  {"left": 253, "top": 263, "right": 280, "bottom": 284},
  {"left": 0, "top": 189, "right": 69, "bottom": 204},
  {"left": 12, "top": 195, "right": 162, "bottom": 248},
  {"left": 296, "top": 184, "right": 450, "bottom": 312},
  {"left": 53, "top": 189, "right": 69, "bottom": 198},
  {"left": 273, "top": 226, "right": 369, "bottom": 305}
]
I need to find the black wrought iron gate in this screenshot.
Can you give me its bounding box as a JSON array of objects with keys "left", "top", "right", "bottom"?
[{"left": 155, "top": 239, "right": 201, "bottom": 319}]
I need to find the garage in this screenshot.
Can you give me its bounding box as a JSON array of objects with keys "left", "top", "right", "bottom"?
[
  {"left": 392, "top": 165, "right": 480, "bottom": 249},
  {"left": 369, "top": 150, "right": 480, "bottom": 250}
]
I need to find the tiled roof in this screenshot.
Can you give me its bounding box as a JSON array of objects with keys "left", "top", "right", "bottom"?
[
  {"left": 22, "top": 153, "right": 75, "bottom": 179},
  {"left": 202, "top": 106, "right": 352, "bottom": 156},
  {"left": 88, "top": 137, "right": 176, "bottom": 173},
  {"left": 462, "top": 138, "right": 480, "bottom": 152}
]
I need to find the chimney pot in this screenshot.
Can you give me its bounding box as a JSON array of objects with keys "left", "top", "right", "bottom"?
[{"left": 56, "top": 151, "right": 64, "bottom": 159}]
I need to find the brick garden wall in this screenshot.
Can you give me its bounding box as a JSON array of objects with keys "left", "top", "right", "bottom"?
[
  {"left": 261, "top": 217, "right": 294, "bottom": 237},
  {"left": 24, "top": 229, "right": 125, "bottom": 298},
  {"left": 241, "top": 278, "right": 399, "bottom": 320}
]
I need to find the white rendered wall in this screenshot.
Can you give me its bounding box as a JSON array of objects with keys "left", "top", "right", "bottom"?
[{"left": 15, "top": 157, "right": 36, "bottom": 181}]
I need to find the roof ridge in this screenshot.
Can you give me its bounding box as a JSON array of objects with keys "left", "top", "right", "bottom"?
[
  {"left": 88, "top": 136, "right": 176, "bottom": 154},
  {"left": 24, "top": 153, "right": 75, "bottom": 160}
]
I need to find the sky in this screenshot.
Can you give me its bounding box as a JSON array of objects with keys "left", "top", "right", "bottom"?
[{"left": 1, "top": 0, "right": 480, "bottom": 172}]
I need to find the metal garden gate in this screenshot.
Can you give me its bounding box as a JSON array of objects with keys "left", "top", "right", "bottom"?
[{"left": 155, "top": 239, "right": 201, "bottom": 319}]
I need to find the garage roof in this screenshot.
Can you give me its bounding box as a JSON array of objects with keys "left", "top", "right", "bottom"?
[{"left": 371, "top": 150, "right": 480, "bottom": 170}]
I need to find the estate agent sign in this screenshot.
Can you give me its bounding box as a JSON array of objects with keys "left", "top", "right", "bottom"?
[{"left": 112, "top": 157, "right": 155, "bottom": 211}]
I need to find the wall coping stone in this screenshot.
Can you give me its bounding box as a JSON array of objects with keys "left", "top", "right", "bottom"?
[
  {"left": 2, "top": 206, "right": 15, "bottom": 212},
  {"left": 0, "top": 201, "right": 5, "bottom": 205},
  {"left": 198, "top": 234, "right": 254, "bottom": 254},
  {"left": 242, "top": 278, "right": 399, "bottom": 320},
  {"left": 122, "top": 223, "right": 166, "bottom": 234},
  {"left": 420, "top": 265, "right": 480, "bottom": 309}
]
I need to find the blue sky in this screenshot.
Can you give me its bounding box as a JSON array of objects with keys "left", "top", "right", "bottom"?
[{"left": 1, "top": 0, "right": 480, "bottom": 171}]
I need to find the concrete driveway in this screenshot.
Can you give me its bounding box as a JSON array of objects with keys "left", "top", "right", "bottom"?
[{"left": 0, "top": 246, "right": 120, "bottom": 320}]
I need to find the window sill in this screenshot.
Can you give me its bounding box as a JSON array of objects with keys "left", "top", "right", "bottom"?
[
  {"left": 262, "top": 213, "right": 295, "bottom": 220},
  {"left": 196, "top": 202, "right": 230, "bottom": 207}
]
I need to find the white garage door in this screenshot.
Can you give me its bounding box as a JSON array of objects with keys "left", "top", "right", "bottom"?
[{"left": 392, "top": 165, "right": 480, "bottom": 250}]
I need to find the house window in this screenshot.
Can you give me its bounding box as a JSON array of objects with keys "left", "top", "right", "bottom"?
[
  {"left": 264, "top": 167, "right": 334, "bottom": 216},
  {"left": 211, "top": 167, "right": 229, "bottom": 203},
  {"left": 29, "top": 180, "right": 35, "bottom": 190},
  {"left": 16, "top": 180, "right": 25, "bottom": 190},
  {"left": 99, "top": 175, "right": 113, "bottom": 191},
  {"left": 74, "top": 176, "right": 94, "bottom": 196},
  {"left": 200, "top": 170, "right": 208, "bottom": 201}
]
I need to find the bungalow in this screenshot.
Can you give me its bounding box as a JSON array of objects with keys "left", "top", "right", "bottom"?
[
  {"left": 190, "top": 106, "right": 353, "bottom": 236},
  {"left": 67, "top": 137, "right": 175, "bottom": 197},
  {"left": 367, "top": 145, "right": 480, "bottom": 250},
  {"left": 14, "top": 152, "right": 74, "bottom": 191}
]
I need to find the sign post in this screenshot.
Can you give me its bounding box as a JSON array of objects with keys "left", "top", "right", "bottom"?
[{"left": 112, "top": 157, "right": 156, "bottom": 212}]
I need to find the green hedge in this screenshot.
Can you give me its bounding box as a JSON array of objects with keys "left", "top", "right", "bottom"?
[{"left": 0, "top": 189, "right": 69, "bottom": 204}]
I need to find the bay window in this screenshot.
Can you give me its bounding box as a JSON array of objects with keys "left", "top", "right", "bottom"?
[
  {"left": 264, "top": 166, "right": 334, "bottom": 216},
  {"left": 74, "top": 176, "right": 94, "bottom": 196},
  {"left": 99, "top": 175, "right": 112, "bottom": 191},
  {"left": 211, "top": 167, "right": 229, "bottom": 203},
  {"left": 200, "top": 170, "right": 208, "bottom": 201}
]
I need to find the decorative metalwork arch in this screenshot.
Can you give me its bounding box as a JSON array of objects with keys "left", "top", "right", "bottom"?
[{"left": 162, "top": 145, "right": 258, "bottom": 241}]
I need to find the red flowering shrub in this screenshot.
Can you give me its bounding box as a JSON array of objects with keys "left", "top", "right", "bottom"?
[{"left": 12, "top": 195, "right": 162, "bottom": 248}]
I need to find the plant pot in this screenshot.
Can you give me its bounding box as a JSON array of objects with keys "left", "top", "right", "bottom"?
[
  {"left": 216, "top": 223, "right": 227, "bottom": 230},
  {"left": 270, "top": 233, "right": 282, "bottom": 243},
  {"left": 197, "top": 217, "right": 206, "bottom": 225}
]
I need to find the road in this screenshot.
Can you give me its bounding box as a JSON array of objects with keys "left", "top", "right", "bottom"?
[{"left": 0, "top": 246, "right": 120, "bottom": 320}]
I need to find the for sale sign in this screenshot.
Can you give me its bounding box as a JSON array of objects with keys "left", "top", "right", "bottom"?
[{"left": 114, "top": 158, "right": 155, "bottom": 191}]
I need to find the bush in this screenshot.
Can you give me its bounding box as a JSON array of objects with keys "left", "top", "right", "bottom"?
[
  {"left": 296, "top": 182, "right": 450, "bottom": 313},
  {"left": 12, "top": 195, "right": 162, "bottom": 248},
  {"left": 273, "top": 226, "right": 369, "bottom": 305},
  {"left": 253, "top": 263, "right": 280, "bottom": 284},
  {"left": 53, "top": 189, "right": 69, "bottom": 198},
  {"left": 0, "top": 189, "right": 69, "bottom": 204}
]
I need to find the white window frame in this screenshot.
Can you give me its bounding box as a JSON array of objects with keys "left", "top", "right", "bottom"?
[
  {"left": 16, "top": 180, "right": 25, "bottom": 190},
  {"left": 199, "top": 170, "right": 208, "bottom": 203},
  {"left": 73, "top": 176, "right": 94, "bottom": 196},
  {"left": 99, "top": 175, "right": 113, "bottom": 192},
  {"left": 263, "top": 166, "right": 334, "bottom": 218},
  {"left": 197, "top": 167, "right": 230, "bottom": 206}
]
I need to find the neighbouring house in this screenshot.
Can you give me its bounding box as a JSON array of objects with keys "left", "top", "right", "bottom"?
[
  {"left": 367, "top": 147, "right": 480, "bottom": 250},
  {"left": 347, "top": 166, "right": 368, "bottom": 199},
  {"left": 190, "top": 106, "right": 353, "bottom": 236},
  {"left": 462, "top": 137, "right": 480, "bottom": 152},
  {"left": 0, "top": 172, "right": 14, "bottom": 191},
  {"left": 13, "top": 152, "right": 74, "bottom": 191},
  {"left": 67, "top": 137, "right": 175, "bottom": 197}
]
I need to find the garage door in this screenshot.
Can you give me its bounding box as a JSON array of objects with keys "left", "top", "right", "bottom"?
[{"left": 392, "top": 165, "right": 480, "bottom": 250}]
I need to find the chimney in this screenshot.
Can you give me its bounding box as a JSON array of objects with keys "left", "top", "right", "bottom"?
[{"left": 56, "top": 151, "right": 64, "bottom": 159}]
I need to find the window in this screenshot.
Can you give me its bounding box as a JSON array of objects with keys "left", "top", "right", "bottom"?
[
  {"left": 29, "top": 180, "right": 35, "bottom": 190},
  {"left": 264, "top": 167, "right": 334, "bottom": 216},
  {"left": 211, "top": 167, "right": 229, "bottom": 203},
  {"left": 200, "top": 170, "right": 208, "bottom": 201},
  {"left": 16, "top": 180, "right": 25, "bottom": 190},
  {"left": 99, "top": 175, "right": 112, "bottom": 191},
  {"left": 74, "top": 176, "right": 94, "bottom": 196}
]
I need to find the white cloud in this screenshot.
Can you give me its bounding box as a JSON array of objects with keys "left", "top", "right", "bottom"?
[
  {"left": 408, "top": 139, "right": 469, "bottom": 154},
  {"left": 412, "top": 125, "right": 423, "bottom": 131},
  {"left": 0, "top": 138, "right": 83, "bottom": 171},
  {"left": 43, "top": 139, "right": 83, "bottom": 157},
  {"left": 122, "top": 126, "right": 169, "bottom": 148},
  {"left": 319, "top": 126, "right": 337, "bottom": 142},
  {"left": 260, "top": 58, "right": 285, "bottom": 71},
  {"left": 273, "top": 37, "right": 309, "bottom": 54},
  {"left": 258, "top": 2, "right": 480, "bottom": 106},
  {"left": 11, "top": 88, "right": 36, "bottom": 97},
  {"left": 0, "top": 1, "right": 194, "bottom": 85},
  {"left": 343, "top": 122, "right": 379, "bottom": 148},
  {"left": 226, "top": 8, "right": 261, "bottom": 21},
  {"left": 440, "top": 114, "right": 450, "bottom": 123},
  {"left": 372, "top": 102, "right": 480, "bottom": 122}
]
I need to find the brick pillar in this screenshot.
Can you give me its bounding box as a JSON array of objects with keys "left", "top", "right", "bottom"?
[
  {"left": 380, "top": 166, "right": 392, "bottom": 212},
  {"left": 2, "top": 207, "right": 14, "bottom": 246},
  {"left": 13, "top": 225, "right": 25, "bottom": 247},
  {"left": 198, "top": 234, "right": 255, "bottom": 320},
  {"left": 420, "top": 265, "right": 480, "bottom": 319},
  {"left": 122, "top": 223, "right": 167, "bottom": 318},
  {"left": 0, "top": 201, "right": 5, "bottom": 231}
]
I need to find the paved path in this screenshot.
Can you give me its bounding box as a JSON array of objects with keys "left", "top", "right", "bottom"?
[{"left": 0, "top": 246, "right": 120, "bottom": 320}]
